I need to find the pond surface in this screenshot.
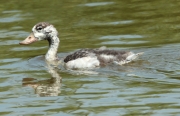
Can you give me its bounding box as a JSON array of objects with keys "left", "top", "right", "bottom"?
[{"left": 0, "top": 0, "right": 180, "bottom": 115}]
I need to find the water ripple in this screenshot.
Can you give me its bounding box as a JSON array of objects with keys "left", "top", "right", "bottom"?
[{"left": 79, "top": 2, "right": 114, "bottom": 7}]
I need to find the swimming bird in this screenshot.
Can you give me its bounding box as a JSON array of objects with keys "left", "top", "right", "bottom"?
[{"left": 19, "top": 22, "right": 143, "bottom": 69}]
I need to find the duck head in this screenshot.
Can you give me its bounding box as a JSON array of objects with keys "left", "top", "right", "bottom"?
[{"left": 19, "top": 22, "right": 58, "bottom": 45}]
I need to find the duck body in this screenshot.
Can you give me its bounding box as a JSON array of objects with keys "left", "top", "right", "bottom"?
[
  {"left": 19, "top": 22, "right": 143, "bottom": 69},
  {"left": 64, "top": 48, "right": 143, "bottom": 69}
]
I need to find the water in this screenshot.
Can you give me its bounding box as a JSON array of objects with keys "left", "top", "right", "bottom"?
[{"left": 0, "top": 0, "right": 180, "bottom": 115}]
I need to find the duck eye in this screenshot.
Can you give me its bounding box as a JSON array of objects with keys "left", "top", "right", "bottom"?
[{"left": 37, "top": 26, "right": 43, "bottom": 31}]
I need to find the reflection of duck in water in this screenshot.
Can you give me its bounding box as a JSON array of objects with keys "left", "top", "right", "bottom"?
[
  {"left": 20, "top": 22, "right": 143, "bottom": 69},
  {"left": 22, "top": 63, "right": 61, "bottom": 97}
]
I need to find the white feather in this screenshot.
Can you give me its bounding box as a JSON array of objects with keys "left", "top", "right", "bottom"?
[
  {"left": 100, "top": 54, "right": 115, "bottom": 60},
  {"left": 114, "top": 52, "right": 144, "bottom": 65},
  {"left": 126, "top": 52, "right": 144, "bottom": 61},
  {"left": 65, "top": 56, "right": 100, "bottom": 69}
]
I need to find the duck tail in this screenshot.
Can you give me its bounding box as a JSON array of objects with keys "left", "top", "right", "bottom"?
[
  {"left": 113, "top": 52, "right": 144, "bottom": 65},
  {"left": 126, "top": 52, "right": 144, "bottom": 61}
]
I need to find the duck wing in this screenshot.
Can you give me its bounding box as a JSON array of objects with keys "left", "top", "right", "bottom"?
[{"left": 64, "top": 49, "right": 96, "bottom": 63}]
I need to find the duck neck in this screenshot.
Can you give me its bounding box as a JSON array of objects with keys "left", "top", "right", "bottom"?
[{"left": 45, "top": 35, "right": 60, "bottom": 61}]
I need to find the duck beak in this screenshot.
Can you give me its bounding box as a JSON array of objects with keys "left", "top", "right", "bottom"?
[{"left": 19, "top": 33, "right": 38, "bottom": 45}]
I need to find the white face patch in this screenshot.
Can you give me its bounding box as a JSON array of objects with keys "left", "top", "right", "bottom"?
[
  {"left": 32, "top": 26, "right": 46, "bottom": 41},
  {"left": 45, "top": 25, "right": 58, "bottom": 34},
  {"left": 32, "top": 25, "right": 58, "bottom": 41}
]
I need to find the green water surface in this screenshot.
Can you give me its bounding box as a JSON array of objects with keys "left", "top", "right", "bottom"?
[{"left": 0, "top": 0, "right": 180, "bottom": 115}]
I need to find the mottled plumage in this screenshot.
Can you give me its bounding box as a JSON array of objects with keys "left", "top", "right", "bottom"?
[
  {"left": 36, "top": 22, "right": 50, "bottom": 30},
  {"left": 64, "top": 49, "right": 129, "bottom": 63},
  {"left": 20, "top": 22, "right": 143, "bottom": 69},
  {"left": 64, "top": 49, "right": 95, "bottom": 63}
]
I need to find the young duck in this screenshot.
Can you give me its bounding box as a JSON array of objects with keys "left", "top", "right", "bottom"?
[{"left": 19, "top": 22, "right": 143, "bottom": 69}]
